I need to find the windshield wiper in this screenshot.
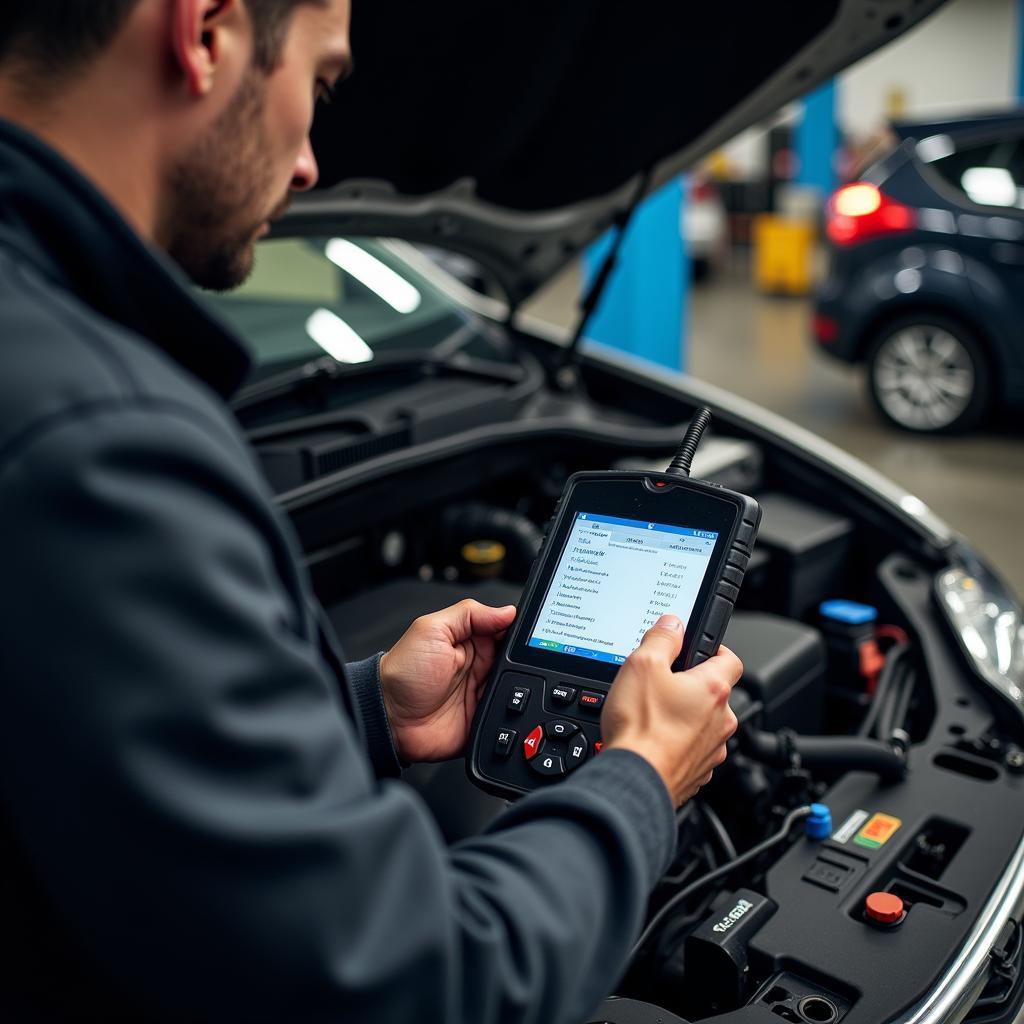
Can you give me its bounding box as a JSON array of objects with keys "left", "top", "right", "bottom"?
[{"left": 231, "top": 349, "right": 526, "bottom": 412}]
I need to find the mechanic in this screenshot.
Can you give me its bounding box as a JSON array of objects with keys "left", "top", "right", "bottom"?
[{"left": 0, "top": 1, "right": 740, "bottom": 1021}]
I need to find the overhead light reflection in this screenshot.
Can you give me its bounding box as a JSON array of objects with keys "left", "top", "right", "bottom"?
[
  {"left": 899, "top": 494, "right": 931, "bottom": 519},
  {"left": 933, "top": 249, "right": 964, "bottom": 275},
  {"left": 917, "top": 208, "right": 956, "bottom": 233},
  {"left": 305, "top": 308, "right": 373, "bottom": 363},
  {"left": 916, "top": 134, "right": 955, "bottom": 163},
  {"left": 325, "top": 239, "right": 422, "bottom": 314},
  {"left": 961, "top": 167, "right": 1017, "bottom": 208},
  {"left": 894, "top": 268, "right": 922, "bottom": 294}
]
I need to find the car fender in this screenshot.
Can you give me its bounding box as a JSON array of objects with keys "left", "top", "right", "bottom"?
[
  {"left": 842, "top": 246, "right": 1020, "bottom": 401},
  {"left": 958, "top": 251, "right": 1024, "bottom": 383}
]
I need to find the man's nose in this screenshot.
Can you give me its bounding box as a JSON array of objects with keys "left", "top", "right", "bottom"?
[{"left": 291, "top": 136, "right": 319, "bottom": 192}]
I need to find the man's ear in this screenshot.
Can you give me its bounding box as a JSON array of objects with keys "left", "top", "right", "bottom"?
[{"left": 170, "top": 0, "right": 238, "bottom": 97}]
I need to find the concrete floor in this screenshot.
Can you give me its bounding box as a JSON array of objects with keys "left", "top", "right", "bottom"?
[{"left": 523, "top": 261, "right": 1024, "bottom": 597}]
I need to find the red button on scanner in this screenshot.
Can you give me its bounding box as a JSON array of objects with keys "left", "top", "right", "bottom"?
[
  {"left": 865, "top": 891, "right": 904, "bottom": 925},
  {"left": 523, "top": 725, "right": 544, "bottom": 761}
]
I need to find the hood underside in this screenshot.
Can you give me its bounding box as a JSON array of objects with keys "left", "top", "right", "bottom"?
[{"left": 286, "top": 0, "right": 948, "bottom": 305}]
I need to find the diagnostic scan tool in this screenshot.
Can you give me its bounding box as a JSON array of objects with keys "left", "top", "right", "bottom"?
[{"left": 468, "top": 410, "right": 761, "bottom": 798}]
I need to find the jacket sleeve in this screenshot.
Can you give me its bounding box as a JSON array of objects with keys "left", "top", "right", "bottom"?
[
  {"left": 0, "top": 398, "right": 677, "bottom": 1024},
  {"left": 341, "top": 650, "right": 406, "bottom": 777}
]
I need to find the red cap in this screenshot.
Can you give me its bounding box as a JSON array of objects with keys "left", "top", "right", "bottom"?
[{"left": 865, "top": 892, "right": 904, "bottom": 924}]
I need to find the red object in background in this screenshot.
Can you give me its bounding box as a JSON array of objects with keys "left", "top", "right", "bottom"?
[
  {"left": 814, "top": 314, "right": 840, "bottom": 343},
  {"left": 690, "top": 178, "right": 717, "bottom": 202},
  {"left": 826, "top": 183, "right": 915, "bottom": 246},
  {"left": 876, "top": 624, "right": 910, "bottom": 646},
  {"left": 862, "top": 624, "right": 911, "bottom": 694},
  {"left": 859, "top": 638, "right": 886, "bottom": 694}
]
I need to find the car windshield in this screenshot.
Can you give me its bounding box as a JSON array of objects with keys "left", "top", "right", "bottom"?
[{"left": 201, "top": 236, "right": 505, "bottom": 384}]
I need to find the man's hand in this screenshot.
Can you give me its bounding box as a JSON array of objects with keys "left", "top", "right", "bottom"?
[
  {"left": 379, "top": 600, "right": 517, "bottom": 764},
  {"left": 601, "top": 613, "right": 742, "bottom": 807}
]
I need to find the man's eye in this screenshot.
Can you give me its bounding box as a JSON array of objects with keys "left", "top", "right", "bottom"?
[{"left": 315, "top": 79, "right": 338, "bottom": 106}]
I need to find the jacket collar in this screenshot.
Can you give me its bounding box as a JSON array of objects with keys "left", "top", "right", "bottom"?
[{"left": 0, "top": 119, "right": 250, "bottom": 399}]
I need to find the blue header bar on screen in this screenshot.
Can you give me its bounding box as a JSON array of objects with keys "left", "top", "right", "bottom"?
[{"left": 576, "top": 512, "right": 718, "bottom": 540}]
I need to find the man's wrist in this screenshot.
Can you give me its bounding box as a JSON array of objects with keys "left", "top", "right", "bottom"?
[
  {"left": 344, "top": 652, "right": 405, "bottom": 776},
  {"left": 602, "top": 738, "right": 677, "bottom": 806},
  {"left": 376, "top": 649, "right": 410, "bottom": 763}
]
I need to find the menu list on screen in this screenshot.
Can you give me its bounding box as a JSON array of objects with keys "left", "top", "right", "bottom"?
[{"left": 528, "top": 511, "right": 719, "bottom": 667}]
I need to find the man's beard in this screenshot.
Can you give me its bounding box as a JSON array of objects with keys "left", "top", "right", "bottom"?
[{"left": 161, "top": 70, "right": 282, "bottom": 292}]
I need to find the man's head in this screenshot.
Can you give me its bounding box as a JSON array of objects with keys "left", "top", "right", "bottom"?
[{"left": 0, "top": 0, "right": 352, "bottom": 289}]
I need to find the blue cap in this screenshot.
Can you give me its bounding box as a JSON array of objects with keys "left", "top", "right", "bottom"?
[
  {"left": 819, "top": 600, "right": 878, "bottom": 626},
  {"left": 805, "top": 803, "right": 832, "bottom": 841}
]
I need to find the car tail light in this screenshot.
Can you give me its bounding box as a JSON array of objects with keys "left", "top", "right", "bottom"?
[
  {"left": 814, "top": 314, "right": 839, "bottom": 343},
  {"left": 826, "top": 183, "right": 915, "bottom": 246}
]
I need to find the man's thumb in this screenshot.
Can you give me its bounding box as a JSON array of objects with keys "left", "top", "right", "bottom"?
[
  {"left": 636, "top": 613, "right": 684, "bottom": 661},
  {"left": 467, "top": 602, "right": 517, "bottom": 634}
]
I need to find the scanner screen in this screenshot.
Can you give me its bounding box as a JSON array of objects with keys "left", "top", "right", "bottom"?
[{"left": 528, "top": 512, "right": 719, "bottom": 667}]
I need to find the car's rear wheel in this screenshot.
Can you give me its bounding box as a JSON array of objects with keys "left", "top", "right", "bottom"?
[{"left": 866, "top": 314, "right": 990, "bottom": 433}]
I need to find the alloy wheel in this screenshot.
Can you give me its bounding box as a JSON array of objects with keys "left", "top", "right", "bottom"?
[{"left": 870, "top": 325, "right": 976, "bottom": 431}]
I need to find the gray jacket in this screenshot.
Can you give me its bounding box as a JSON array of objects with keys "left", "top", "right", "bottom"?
[{"left": 0, "top": 119, "right": 676, "bottom": 1023}]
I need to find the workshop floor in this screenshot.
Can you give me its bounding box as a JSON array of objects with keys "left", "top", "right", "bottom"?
[{"left": 522, "top": 260, "right": 1024, "bottom": 597}]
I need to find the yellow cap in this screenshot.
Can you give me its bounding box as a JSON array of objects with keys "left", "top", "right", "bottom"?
[{"left": 461, "top": 540, "right": 506, "bottom": 565}]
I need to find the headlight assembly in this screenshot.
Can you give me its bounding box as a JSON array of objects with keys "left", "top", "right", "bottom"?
[{"left": 936, "top": 563, "right": 1024, "bottom": 724}]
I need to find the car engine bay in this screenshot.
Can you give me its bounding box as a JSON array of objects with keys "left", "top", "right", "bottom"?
[{"left": 240, "top": 342, "right": 1024, "bottom": 1024}]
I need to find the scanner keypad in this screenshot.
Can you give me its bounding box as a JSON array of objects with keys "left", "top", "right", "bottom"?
[{"left": 483, "top": 670, "right": 605, "bottom": 790}]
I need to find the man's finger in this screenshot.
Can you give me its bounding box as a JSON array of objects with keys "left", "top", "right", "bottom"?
[{"left": 632, "top": 614, "right": 684, "bottom": 664}]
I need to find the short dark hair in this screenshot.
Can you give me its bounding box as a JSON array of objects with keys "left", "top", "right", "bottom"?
[{"left": 0, "top": 0, "right": 314, "bottom": 85}]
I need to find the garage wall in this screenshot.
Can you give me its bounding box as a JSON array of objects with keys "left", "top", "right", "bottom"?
[
  {"left": 720, "top": 0, "right": 1019, "bottom": 177},
  {"left": 840, "top": 0, "right": 1017, "bottom": 140}
]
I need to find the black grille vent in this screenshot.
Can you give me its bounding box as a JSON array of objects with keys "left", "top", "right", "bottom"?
[{"left": 309, "top": 427, "right": 411, "bottom": 478}]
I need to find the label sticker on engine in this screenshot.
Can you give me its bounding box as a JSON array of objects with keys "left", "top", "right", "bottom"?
[
  {"left": 853, "top": 813, "right": 902, "bottom": 850},
  {"left": 832, "top": 809, "right": 870, "bottom": 845}
]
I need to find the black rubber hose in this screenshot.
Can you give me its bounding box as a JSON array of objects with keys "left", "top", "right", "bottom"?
[
  {"left": 859, "top": 642, "right": 911, "bottom": 738},
  {"left": 889, "top": 666, "right": 916, "bottom": 738},
  {"left": 741, "top": 729, "right": 907, "bottom": 781},
  {"left": 877, "top": 662, "right": 910, "bottom": 739}
]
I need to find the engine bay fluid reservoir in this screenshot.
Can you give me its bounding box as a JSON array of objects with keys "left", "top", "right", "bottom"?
[{"left": 460, "top": 540, "right": 506, "bottom": 578}]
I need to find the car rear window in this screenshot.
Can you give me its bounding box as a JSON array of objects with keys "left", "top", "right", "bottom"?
[{"left": 928, "top": 136, "right": 1024, "bottom": 209}]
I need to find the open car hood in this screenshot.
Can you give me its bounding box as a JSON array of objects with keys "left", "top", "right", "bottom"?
[{"left": 289, "top": 0, "right": 947, "bottom": 306}]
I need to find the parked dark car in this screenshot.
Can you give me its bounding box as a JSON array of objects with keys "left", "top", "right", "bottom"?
[
  {"left": 198, "top": 3, "right": 1024, "bottom": 1023},
  {"left": 814, "top": 110, "right": 1024, "bottom": 433}
]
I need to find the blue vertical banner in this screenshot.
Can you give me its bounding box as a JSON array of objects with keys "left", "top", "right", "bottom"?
[
  {"left": 1018, "top": 0, "right": 1024, "bottom": 100},
  {"left": 582, "top": 177, "right": 687, "bottom": 372},
  {"left": 796, "top": 80, "right": 839, "bottom": 197}
]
